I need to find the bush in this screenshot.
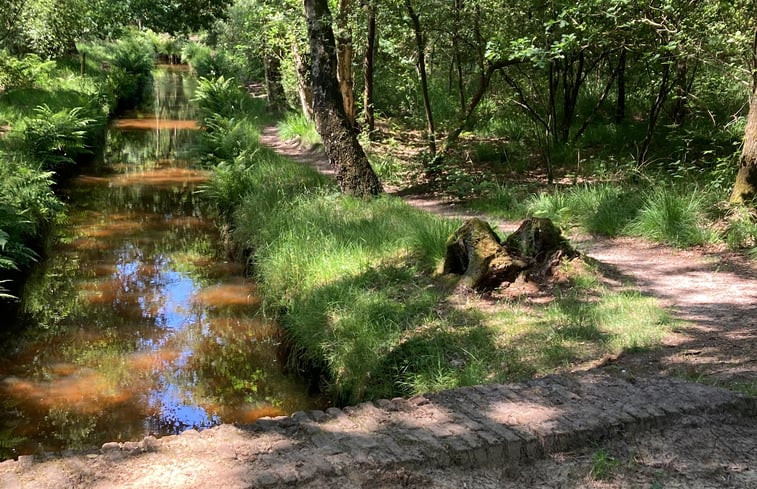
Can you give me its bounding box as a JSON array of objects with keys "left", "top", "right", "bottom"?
[
  {"left": 0, "top": 50, "right": 56, "bottom": 90},
  {"left": 0, "top": 153, "right": 63, "bottom": 297},
  {"left": 181, "top": 42, "right": 227, "bottom": 78},
  {"left": 193, "top": 76, "right": 247, "bottom": 123}
]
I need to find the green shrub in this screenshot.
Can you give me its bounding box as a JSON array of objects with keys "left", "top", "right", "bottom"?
[
  {"left": 112, "top": 36, "right": 155, "bottom": 78},
  {"left": 0, "top": 50, "right": 56, "bottom": 90},
  {"left": 195, "top": 114, "right": 260, "bottom": 166},
  {"left": 181, "top": 42, "right": 225, "bottom": 78},
  {"left": 0, "top": 153, "right": 63, "bottom": 297}
]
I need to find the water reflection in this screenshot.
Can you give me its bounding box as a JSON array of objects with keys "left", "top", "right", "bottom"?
[{"left": 0, "top": 67, "right": 322, "bottom": 457}]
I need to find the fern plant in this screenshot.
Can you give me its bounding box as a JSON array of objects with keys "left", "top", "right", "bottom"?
[
  {"left": 193, "top": 76, "right": 246, "bottom": 123},
  {"left": 16, "top": 105, "right": 95, "bottom": 170}
]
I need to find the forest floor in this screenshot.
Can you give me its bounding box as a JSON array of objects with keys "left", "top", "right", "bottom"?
[{"left": 255, "top": 127, "right": 757, "bottom": 487}]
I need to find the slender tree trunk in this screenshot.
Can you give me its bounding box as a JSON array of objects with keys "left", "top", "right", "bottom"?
[
  {"left": 292, "top": 42, "right": 315, "bottom": 120},
  {"left": 336, "top": 0, "right": 356, "bottom": 126},
  {"left": 363, "top": 1, "right": 376, "bottom": 134},
  {"left": 671, "top": 59, "right": 690, "bottom": 125},
  {"left": 731, "top": 90, "right": 757, "bottom": 204},
  {"left": 405, "top": 0, "right": 436, "bottom": 156},
  {"left": 615, "top": 48, "right": 626, "bottom": 123},
  {"left": 452, "top": 0, "right": 466, "bottom": 112},
  {"left": 263, "top": 47, "right": 287, "bottom": 112},
  {"left": 638, "top": 62, "right": 671, "bottom": 165},
  {"left": 303, "top": 0, "right": 382, "bottom": 197}
]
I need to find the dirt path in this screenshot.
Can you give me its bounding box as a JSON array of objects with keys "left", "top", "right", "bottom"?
[{"left": 260, "top": 127, "right": 757, "bottom": 386}]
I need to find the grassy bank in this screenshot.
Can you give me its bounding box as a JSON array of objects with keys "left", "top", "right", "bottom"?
[
  {"left": 0, "top": 33, "right": 155, "bottom": 302},
  {"left": 196, "top": 78, "right": 676, "bottom": 404}
]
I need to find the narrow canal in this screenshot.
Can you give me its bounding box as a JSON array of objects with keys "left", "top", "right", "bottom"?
[{"left": 0, "top": 67, "right": 323, "bottom": 457}]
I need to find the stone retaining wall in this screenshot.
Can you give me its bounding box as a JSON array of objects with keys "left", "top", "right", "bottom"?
[{"left": 1, "top": 374, "right": 754, "bottom": 488}]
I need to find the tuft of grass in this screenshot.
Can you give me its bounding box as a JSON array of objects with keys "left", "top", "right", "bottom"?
[
  {"left": 590, "top": 449, "right": 619, "bottom": 480},
  {"left": 627, "top": 188, "right": 714, "bottom": 248},
  {"left": 723, "top": 205, "right": 757, "bottom": 257},
  {"left": 466, "top": 183, "right": 528, "bottom": 220},
  {"left": 527, "top": 183, "right": 643, "bottom": 236},
  {"left": 277, "top": 112, "right": 321, "bottom": 148}
]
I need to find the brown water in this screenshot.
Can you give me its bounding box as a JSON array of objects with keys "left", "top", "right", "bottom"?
[{"left": 0, "top": 67, "right": 322, "bottom": 457}]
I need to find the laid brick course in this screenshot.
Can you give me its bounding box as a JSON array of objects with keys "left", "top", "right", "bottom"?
[{"left": 1, "top": 374, "right": 754, "bottom": 488}]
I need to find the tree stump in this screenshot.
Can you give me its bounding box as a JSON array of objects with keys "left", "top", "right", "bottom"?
[
  {"left": 443, "top": 218, "right": 527, "bottom": 290},
  {"left": 443, "top": 217, "right": 577, "bottom": 291}
]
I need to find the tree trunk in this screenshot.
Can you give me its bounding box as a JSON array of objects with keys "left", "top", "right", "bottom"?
[
  {"left": 363, "top": 1, "right": 376, "bottom": 134},
  {"left": 615, "top": 48, "right": 626, "bottom": 123},
  {"left": 263, "top": 47, "right": 287, "bottom": 112},
  {"left": 292, "top": 42, "right": 315, "bottom": 120},
  {"left": 303, "top": 0, "right": 382, "bottom": 197},
  {"left": 336, "top": 0, "right": 356, "bottom": 126},
  {"left": 405, "top": 0, "right": 436, "bottom": 156},
  {"left": 638, "top": 61, "right": 671, "bottom": 165},
  {"left": 452, "top": 0, "right": 466, "bottom": 112},
  {"left": 731, "top": 86, "right": 757, "bottom": 204}
]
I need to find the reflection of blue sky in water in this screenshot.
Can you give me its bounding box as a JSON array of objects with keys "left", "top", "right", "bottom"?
[
  {"left": 146, "top": 380, "right": 220, "bottom": 434},
  {"left": 115, "top": 241, "right": 217, "bottom": 430}
]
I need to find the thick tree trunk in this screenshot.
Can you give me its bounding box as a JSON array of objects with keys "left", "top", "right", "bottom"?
[
  {"left": 730, "top": 87, "right": 757, "bottom": 204},
  {"left": 336, "top": 0, "right": 356, "bottom": 126},
  {"left": 405, "top": 0, "right": 436, "bottom": 156},
  {"left": 292, "top": 42, "right": 315, "bottom": 120},
  {"left": 263, "top": 48, "right": 287, "bottom": 112},
  {"left": 363, "top": 2, "right": 376, "bottom": 134},
  {"left": 303, "top": 0, "right": 382, "bottom": 197}
]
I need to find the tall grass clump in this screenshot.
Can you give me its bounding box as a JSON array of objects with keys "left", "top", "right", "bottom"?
[
  {"left": 724, "top": 206, "right": 757, "bottom": 257},
  {"left": 527, "top": 183, "right": 642, "bottom": 236},
  {"left": 627, "top": 188, "right": 713, "bottom": 247},
  {"left": 277, "top": 112, "right": 321, "bottom": 147},
  {"left": 228, "top": 162, "right": 461, "bottom": 403}
]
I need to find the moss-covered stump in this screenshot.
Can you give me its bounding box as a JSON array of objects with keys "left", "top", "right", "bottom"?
[
  {"left": 443, "top": 217, "right": 577, "bottom": 291},
  {"left": 443, "top": 218, "right": 527, "bottom": 290}
]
